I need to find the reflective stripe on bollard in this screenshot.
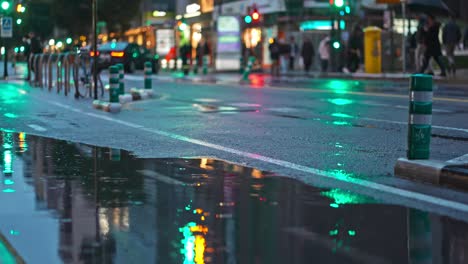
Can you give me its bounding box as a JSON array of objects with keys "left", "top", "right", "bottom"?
[
  {"left": 116, "top": 63, "right": 125, "bottom": 95},
  {"left": 109, "top": 66, "right": 120, "bottom": 103},
  {"left": 144, "top": 61, "right": 152, "bottom": 89},
  {"left": 407, "top": 74, "right": 433, "bottom": 160}
]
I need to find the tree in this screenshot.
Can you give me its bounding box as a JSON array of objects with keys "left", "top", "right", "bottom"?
[
  {"left": 98, "top": 0, "right": 143, "bottom": 33},
  {"left": 50, "top": 0, "right": 143, "bottom": 37},
  {"left": 51, "top": 0, "right": 91, "bottom": 36}
]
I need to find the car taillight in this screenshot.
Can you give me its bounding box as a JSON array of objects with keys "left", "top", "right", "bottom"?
[
  {"left": 90, "top": 51, "right": 100, "bottom": 57},
  {"left": 111, "top": 51, "right": 125, "bottom": 58}
]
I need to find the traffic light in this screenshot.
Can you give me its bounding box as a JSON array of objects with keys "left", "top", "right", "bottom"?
[
  {"left": 244, "top": 15, "right": 252, "bottom": 24},
  {"left": 332, "top": 40, "right": 341, "bottom": 50},
  {"left": 16, "top": 18, "right": 21, "bottom": 25},
  {"left": 330, "top": 0, "right": 351, "bottom": 15},
  {"left": 177, "top": 20, "right": 187, "bottom": 31},
  {"left": 16, "top": 3, "right": 25, "bottom": 13},
  {"left": 252, "top": 9, "right": 260, "bottom": 21},
  {"left": 1, "top": 1, "right": 10, "bottom": 11},
  {"left": 334, "top": 0, "right": 344, "bottom": 7},
  {"left": 244, "top": 6, "right": 261, "bottom": 25}
]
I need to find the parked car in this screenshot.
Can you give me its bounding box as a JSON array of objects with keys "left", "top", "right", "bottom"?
[{"left": 96, "top": 42, "right": 159, "bottom": 74}]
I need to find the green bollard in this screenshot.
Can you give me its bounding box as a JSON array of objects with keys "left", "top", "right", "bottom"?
[
  {"left": 407, "top": 74, "right": 433, "bottom": 160},
  {"left": 109, "top": 66, "right": 120, "bottom": 103},
  {"left": 193, "top": 58, "right": 199, "bottom": 75},
  {"left": 144, "top": 61, "right": 152, "bottom": 89},
  {"left": 202, "top": 56, "right": 208, "bottom": 75},
  {"left": 242, "top": 56, "right": 255, "bottom": 81},
  {"left": 116, "top": 63, "right": 124, "bottom": 95}
]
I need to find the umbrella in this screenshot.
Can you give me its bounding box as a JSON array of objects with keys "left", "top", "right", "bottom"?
[{"left": 406, "top": 0, "right": 452, "bottom": 16}]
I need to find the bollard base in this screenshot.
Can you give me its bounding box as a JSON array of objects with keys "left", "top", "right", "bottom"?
[
  {"left": 119, "top": 94, "right": 133, "bottom": 104},
  {"left": 394, "top": 158, "right": 445, "bottom": 184},
  {"left": 92, "top": 100, "right": 121, "bottom": 113},
  {"left": 395, "top": 155, "right": 468, "bottom": 190},
  {"left": 129, "top": 88, "right": 154, "bottom": 101}
]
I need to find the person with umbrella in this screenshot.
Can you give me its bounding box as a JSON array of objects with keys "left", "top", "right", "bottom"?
[
  {"left": 442, "top": 15, "right": 461, "bottom": 75},
  {"left": 419, "top": 14, "right": 447, "bottom": 77}
]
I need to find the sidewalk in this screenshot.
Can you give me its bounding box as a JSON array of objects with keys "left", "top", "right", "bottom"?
[{"left": 153, "top": 68, "right": 468, "bottom": 87}]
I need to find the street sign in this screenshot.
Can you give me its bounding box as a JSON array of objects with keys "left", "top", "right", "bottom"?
[
  {"left": 1, "top": 16, "right": 13, "bottom": 38},
  {"left": 376, "top": 0, "right": 401, "bottom": 3}
]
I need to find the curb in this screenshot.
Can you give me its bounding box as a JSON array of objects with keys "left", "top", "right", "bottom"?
[
  {"left": 440, "top": 165, "right": 468, "bottom": 189},
  {"left": 395, "top": 156, "right": 468, "bottom": 190}
]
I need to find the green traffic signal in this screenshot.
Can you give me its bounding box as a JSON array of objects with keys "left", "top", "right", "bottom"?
[
  {"left": 244, "top": 15, "right": 252, "bottom": 24},
  {"left": 333, "top": 41, "right": 341, "bottom": 49},
  {"left": 1, "top": 1, "right": 10, "bottom": 10},
  {"left": 16, "top": 18, "right": 21, "bottom": 25},
  {"left": 66, "top": 38, "right": 73, "bottom": 44},
  {"left": 345, "top": 6, "right": 351, "bottom": 14}
]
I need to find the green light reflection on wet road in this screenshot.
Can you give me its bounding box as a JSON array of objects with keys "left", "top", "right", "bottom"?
[{"left": 328, "top": 98, "right": 354, "bottom": 106}]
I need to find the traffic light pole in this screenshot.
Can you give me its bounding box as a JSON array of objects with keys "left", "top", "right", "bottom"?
[
  {"left": 92, "top": 0, "right": 98, "bottom": 100},
  {"left": 3, "top": 38, "right": 7, "bottom": 79},
  {"left": 330, "top": 12, "right": 337, "bottom": 72}
]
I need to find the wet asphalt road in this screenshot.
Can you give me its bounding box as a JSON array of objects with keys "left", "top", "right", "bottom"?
[
  {"left": 0, "top": 69, "right": 467, "bottom": 262},
  {"left": 1, "top": 132, "right": 468, "bottom": 264}
]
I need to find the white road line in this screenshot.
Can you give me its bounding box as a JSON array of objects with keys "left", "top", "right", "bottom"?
[
  {"left": 27, "top": 124, "right": 47, "bottom": 132},
  {"left": 39, "top": 100, "right": 468, "bottom": 214},
  {"left": 362, "top": 117, "right": 468, "bottom": 134}
]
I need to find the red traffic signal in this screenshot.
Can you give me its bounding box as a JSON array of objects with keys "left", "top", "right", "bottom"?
[{"left": 252, "top": 10, "right": 260, "bottom": 21}]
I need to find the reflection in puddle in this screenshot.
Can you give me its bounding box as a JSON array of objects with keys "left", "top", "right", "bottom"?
[
  {"left": 328, "top": 98, "right": 355, "bottom": 106},
  {"left": 0, "top": 131, "right": 467, "bottom": 263}
]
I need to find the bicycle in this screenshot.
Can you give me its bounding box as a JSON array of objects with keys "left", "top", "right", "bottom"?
[{"left": 76, "top": 52, "right": 104, "bottom": 98}]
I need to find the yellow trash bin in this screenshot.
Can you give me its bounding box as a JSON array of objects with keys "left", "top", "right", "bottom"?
[{"left": 364, "top": 27, "right": 382, "bottom": 74}]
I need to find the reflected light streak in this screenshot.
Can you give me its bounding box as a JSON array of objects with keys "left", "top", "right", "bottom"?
[
  {"left": 3, "top": 150, "right": 13, "bottom": 174},
  {"left": 328, "top": 98, "right": 354, "bottom": 106},
  {"left": 194, "top": 235, "right": 206, "bottom": 264},
  {"left": 251, "top": 169, "right": 263, "bottom": 178},
  {"left": 200, "top": 159, "right": 208, "bottom": 169},
  {"left": 322, "top": 188, "right": 375, "bottom": 205},
  {"left": 190, "top": 225, "right": 208, "bottom": 234}
]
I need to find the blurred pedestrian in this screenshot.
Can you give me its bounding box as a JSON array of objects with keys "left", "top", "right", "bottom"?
[
  {"left": 419, "top": 14, "right": 447, "bottom": 77},
  {"left": 196, "top": 38, "right": 210, "bottom": 67},
  {"left": 23, "top": 35, "right": 31, "bottom": 80},
  {"left": 347, "top": 26, "right": 363, "bottom": 73},
  {"left": 464, "top": 27, "right": 468, "bottom": 49},
  {"left": 29, "top": 32, "right": 42, "bottom": 55},
  {"left": 289, "top": 36, "right": 299, "bottom": 71},
  {"left": 301, "top": 38, "right": 315, "bottom": 74},
  {"left": 318, "top": 36, "right": 330, "bottom": 73},
  {"left": 415, "top": 17, "right": 430, "bottom": 72},
  {"left": 442, "top": 15, "right": 461, "bottom": 75},
  {"left": 269, "top": 38, "right": 280, "bottom": 76},
  {"left": 279, "top": 38, "right": 290, "bottom": 74},
  {"left": 28, "top": 32, "right": 42, "bottom": 80},
  {"left": 179, "top": 40, "right": 192, "bottom": 75}
]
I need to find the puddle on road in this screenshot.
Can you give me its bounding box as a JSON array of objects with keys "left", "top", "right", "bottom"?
[{"left": 0, "top": 131, "right": 468, "bottom": 263}]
